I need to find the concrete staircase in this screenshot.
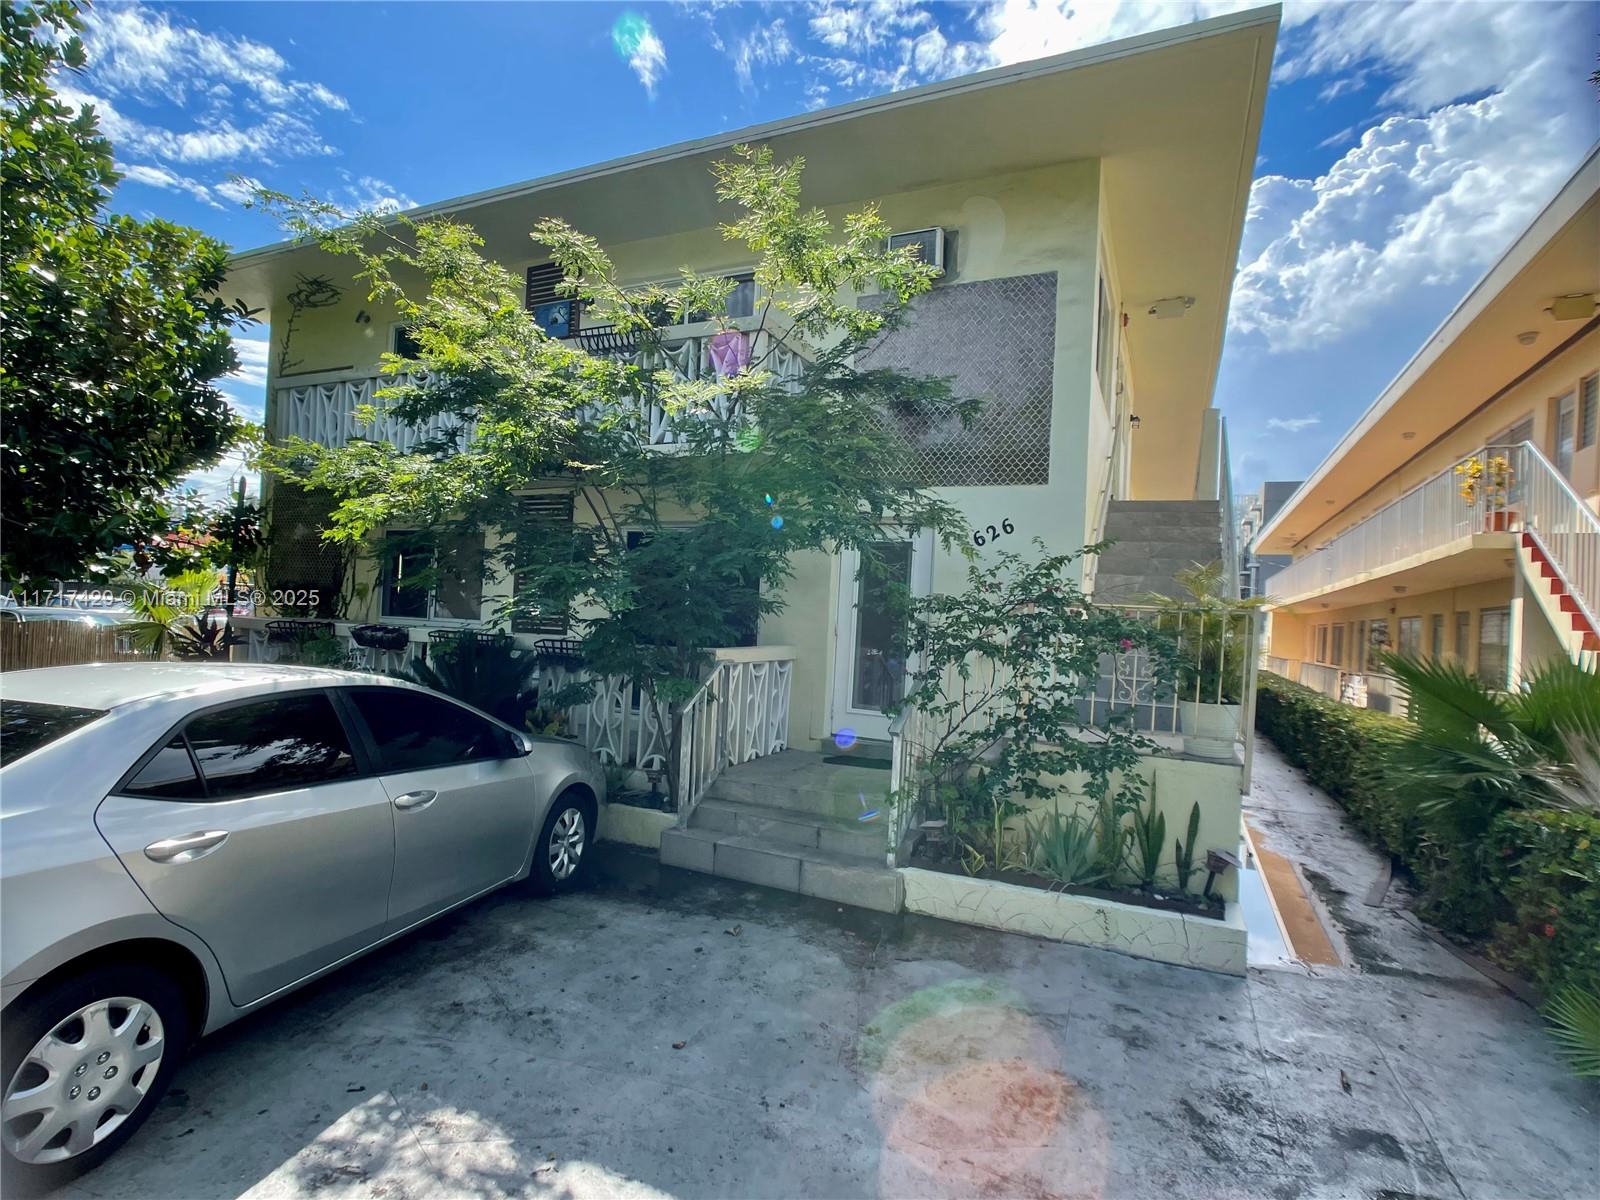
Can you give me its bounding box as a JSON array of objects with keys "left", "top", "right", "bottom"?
[
  {"left": 1093, "top": 499, "right": 1226, "bottom": 601},
  {"left": 658, "top": 750, "right": 904, "bottom": 913}
]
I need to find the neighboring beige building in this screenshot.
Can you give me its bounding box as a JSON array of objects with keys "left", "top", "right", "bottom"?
[{"left": 1257, "top": 145, "right": 1600, "bottom": 709}]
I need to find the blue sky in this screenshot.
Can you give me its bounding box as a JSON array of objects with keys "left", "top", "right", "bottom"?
[{"left": 62, "top": 1, "right": 1599, "bottom": 501}]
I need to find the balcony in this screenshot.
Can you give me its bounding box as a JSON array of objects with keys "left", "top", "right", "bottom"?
[
  {"left": 271, "top": 321, "right": 808, "bottom": 452},
  {"left": 1268, "top": 443, "right": 1535, "bottom": 605}
]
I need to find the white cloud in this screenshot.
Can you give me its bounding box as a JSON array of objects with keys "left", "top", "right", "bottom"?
[
  {"left": 215, "top": 174, "right": 264, "bottom": 206},
  {"left": 1231, "top": 1, "right": 1593, "bottom": 350},
  {"left": 733, "top": 21, "right": 795, "bottom": 90},
  {"left": 225, "top": 333, "right": 272, "bottom": 392},
  {"left": 80, "top": 4, "right": 346, "bottom": 115},
  {"left": 337, "top": 172, "right": 416, "bottom": 216},
  {"left": 612, "top": 12, "right": 668, "bottom": 96},
  {"left": 119, "top": 162, "right": 220, "bottom": 208},
  {"left": 1265, "top": 415, "right": 1321, "bottom": 433}
]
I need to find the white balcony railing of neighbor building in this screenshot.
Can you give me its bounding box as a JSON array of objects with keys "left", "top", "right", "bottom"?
[
  {"left": 272, "top": 325, "right": 808, "bottom": 452},
  {"left": 1269, "top": 442, "right": 1600, "bottom": 623}
]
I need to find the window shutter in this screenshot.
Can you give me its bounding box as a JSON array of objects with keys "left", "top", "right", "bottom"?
[
  {"left": 512, "top": 493, "right": 575, "bottom": 635},
  {"left": 525, "top": 263, "right": 565, "bottom": 308},
  {"left": 1581, "top": 374, "right": 1598, "bottom": 449}
]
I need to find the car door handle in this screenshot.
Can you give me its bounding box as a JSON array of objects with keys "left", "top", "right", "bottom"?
[
  {"left": 144, "top": 830, "right": 229, "bottom": 864},
  {"left": 392, "top": 789, "right": 438, "bottom": 811}
]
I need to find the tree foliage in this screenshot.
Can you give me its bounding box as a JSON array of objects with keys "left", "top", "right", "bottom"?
[
  {"left": 0, "top": 0, "right": 254, "bottom": 585},
  {"left": 258, "top": 145, "right": 975, "bottom": 803},
  {"left": 894, "top": 544, "right": 1179, "bottom": 877}
]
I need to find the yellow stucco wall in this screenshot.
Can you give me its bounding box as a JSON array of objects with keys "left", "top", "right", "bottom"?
[{"left": 267, "top": 159, "right": 1146, "bottom": 749}]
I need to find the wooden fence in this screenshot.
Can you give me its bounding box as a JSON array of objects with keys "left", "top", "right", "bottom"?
[{"left": 0, "top": 622, "right": 155, "bottom": 672}]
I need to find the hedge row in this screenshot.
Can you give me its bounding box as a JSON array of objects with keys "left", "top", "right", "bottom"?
[{"left": 1256, "top": 671, "right": 1600, "bottom": 996}]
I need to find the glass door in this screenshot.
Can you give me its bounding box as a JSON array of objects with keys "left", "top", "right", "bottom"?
[{"left": 831, "top": 535, "right": 930, "bottom": 743}]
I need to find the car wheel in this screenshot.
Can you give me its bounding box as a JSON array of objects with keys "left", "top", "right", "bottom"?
[
  {"left": 530, "top": 790, "right": 594, "bottom": 894},
  {"left": 1, "top": 964, "right": 189, "bottom": 1195}
]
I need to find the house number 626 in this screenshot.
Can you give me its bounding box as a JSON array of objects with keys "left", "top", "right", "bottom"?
[{"left": 972, "top": 519, "right": 1015, "bottom": 547}]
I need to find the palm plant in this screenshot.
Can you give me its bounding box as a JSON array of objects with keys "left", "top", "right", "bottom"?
[
  {"left": 126, "top": 569, "right": 237, "bottom": 660},
  {"left": 1543, "top": 984, "right": 1600, "bottom": 1078},
  {"left": 404, "top": 638, "right": 541, "bottom": 727},
  {"left": 1377, "top": 652, "right": 1600, "bottom": 933},
  {"left": 1138, "top": 560, "right": 1266, "bottom": 703},
  {"left": 1378, "top": 653, "right": 1600, "bottom": 824}
]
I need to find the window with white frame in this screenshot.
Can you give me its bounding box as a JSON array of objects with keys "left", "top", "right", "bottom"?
[
  {"left": 1477, "top": 607, "right": 1511, "bottom": 688},
  {"left": 1581, "top": 373, "right": 1599, "bottom": 450}
]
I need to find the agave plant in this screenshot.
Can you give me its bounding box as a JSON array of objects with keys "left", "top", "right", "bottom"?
[
  {"left": 1543, "top": 984, "right": 1600, "bottom": 1078},
  {"left": 1023, "top": 803, "right": 1104, "bottom": 887}
]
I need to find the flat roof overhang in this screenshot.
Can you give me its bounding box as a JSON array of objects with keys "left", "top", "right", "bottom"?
[
  {"left": 1258, "top": 145, "right": 1600, "bottom": 555},
  {"left": 1268, "top": 534, "right": 1516, "bottom": 612},
  {"left": 227, "top": 7, "right": 1279, "bottom": 493}
]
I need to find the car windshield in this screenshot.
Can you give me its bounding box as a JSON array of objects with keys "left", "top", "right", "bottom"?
[{"left": 0, "top": 699, "right": 108, "bottom": 767}]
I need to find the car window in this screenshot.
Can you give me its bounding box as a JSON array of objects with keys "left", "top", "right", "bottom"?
[
  {"left": 0, "top": 699, "right": 106, "bottom": 767},
  {"left": 183, "top": 693, "right": 357, "bottom": 801},
  {"left": 349, "top": 689, "right": 512, "bottom": 772},
  {"left": 123, "top": 736, "right": 205, "bottom": 800}
]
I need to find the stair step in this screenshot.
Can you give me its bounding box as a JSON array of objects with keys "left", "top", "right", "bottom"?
[
  {"left": 707, "top": 770, "right": 892, "bottom": 823},
  {"left": 691, "top": 796, "right": 885, "bottom": 858},
  {"left": 658, "top": 827, "right": 902, "bottom": 912}
]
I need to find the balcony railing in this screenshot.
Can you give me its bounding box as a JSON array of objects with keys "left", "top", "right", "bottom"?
[
  {"left": 1270, "top": 442, "right": 1531, "bottom": 602},
  {"left": 271, "top": 324, "right": 808, "bottom": 452}
]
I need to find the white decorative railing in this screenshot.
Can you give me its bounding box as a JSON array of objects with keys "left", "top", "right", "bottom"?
[
  {"left": 272, "top": 326, "right": 807, "bottom": 452},
  {"left": 1269, "top": 443, "right": 1527, "bottom": 602},
  {"left": 574, "top": 648, "right": 794, "bottom": 793}
]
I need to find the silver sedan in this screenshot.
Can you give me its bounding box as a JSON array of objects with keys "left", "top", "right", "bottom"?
[{"left": 0, "top": 662, "right": 604, "bottom": 1192}]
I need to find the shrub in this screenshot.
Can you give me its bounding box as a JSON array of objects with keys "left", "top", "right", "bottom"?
[
  {"left": 1487, "top": 807, "right": 1600, "bottom": 998},
  {"left": 1256, "top": 671, "right": 1600, "bottom": 1000}
]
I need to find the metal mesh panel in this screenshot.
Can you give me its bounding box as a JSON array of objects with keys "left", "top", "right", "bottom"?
[
  {"left": 263, "top": 485, "right": 344, "bottom": 616},
  {"left": 857, "top": 272, "right": 1055, "bottom": 487}
]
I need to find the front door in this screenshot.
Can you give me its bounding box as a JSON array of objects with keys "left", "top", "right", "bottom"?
[
  {"left": 95, "top": 691, "right": 396, "bottom": 1008},
  {"left": 344, "top": 687, "right": 535, "bottom": 930},
  {"left": 830, "top": 533, "right": 933, "bottom": 743}
]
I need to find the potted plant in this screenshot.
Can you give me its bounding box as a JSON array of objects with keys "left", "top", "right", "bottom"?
[
  {"left": 1141, "top": 562, "right": 1266, "bottom": 760},
  {"left": 1455, "top": 454, "right": 1517, "bottom": 531}
]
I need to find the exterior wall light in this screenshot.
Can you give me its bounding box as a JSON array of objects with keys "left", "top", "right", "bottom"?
[
  {"left": 1516, "top": 330, "right": 1539, "bottom": 346},
  {"left": 1129, "top": 414, "right": 1142, "bottom": 429},
  {"left": 1146, "top": 296, "right": 1194, "bottom": 319}
]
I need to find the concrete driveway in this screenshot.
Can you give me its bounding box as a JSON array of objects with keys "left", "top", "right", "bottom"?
[{"left": 54, "top": 750, "right": 1599, "bottom": 1200}]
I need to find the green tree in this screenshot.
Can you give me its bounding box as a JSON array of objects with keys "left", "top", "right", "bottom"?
[
  {"left": 1, "top": 1, "right": 255, "bottom": 586},
  {"left": 260, "top": 145, "right": 974, "bottom": 807}
]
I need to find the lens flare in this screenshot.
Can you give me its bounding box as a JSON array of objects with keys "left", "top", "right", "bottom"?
[
  {"left": 834, "top": 728, "right": 857, "bottom": 749},
  {"left": 770, "top": 515, "right": 784, "bottom": 529}
]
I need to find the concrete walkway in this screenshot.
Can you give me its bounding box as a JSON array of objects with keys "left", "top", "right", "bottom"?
[{"left": 56, "top": 741, "right": 1597, "bottom": 1200}]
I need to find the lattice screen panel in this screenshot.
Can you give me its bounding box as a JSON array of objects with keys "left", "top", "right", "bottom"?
[
  {"left": 856, "top": 272, "right": 1056, "bottom": 487},
  {"left": 263, "top": 485, "right": 345, "bottom": 616}
]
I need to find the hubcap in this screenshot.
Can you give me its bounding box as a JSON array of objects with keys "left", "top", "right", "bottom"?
[
  {"left": 2, "top": 997, "right": 165, "bottom": 1165},
  {"left": 548, "top": 807, "right": 586, "bottom": 881}
]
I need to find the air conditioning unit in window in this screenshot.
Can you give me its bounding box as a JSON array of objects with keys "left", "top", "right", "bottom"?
[{"left": 887, "top": 227, "right": 947, "bottom": 272}]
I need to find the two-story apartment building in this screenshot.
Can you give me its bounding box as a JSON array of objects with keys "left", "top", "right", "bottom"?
[
  {"left": 1258, "top": 145, "right": 1600, "bottom": 709},
  {"left": 227, "top": 8, "right": 1277, "bottom": 755}
]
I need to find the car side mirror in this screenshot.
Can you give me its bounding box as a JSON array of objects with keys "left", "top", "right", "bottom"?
[{"left": 511, "top": 731, "right": 535, "bottom": 758}]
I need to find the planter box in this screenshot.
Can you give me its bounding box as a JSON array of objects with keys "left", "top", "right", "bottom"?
[
  {"left": 598, "top": 802, "right": 676, "bottom": 850},
  {"left": 1177, "top": 700, "right": 1240, "bottom": 761},
  {"left": 900, "top": 866, "right": 1245, "bottom": 975}
]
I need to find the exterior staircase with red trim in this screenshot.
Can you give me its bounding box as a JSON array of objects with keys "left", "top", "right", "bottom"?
[{"left": 1519, "top": 531, "right": 1600, "bottom": 657}]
